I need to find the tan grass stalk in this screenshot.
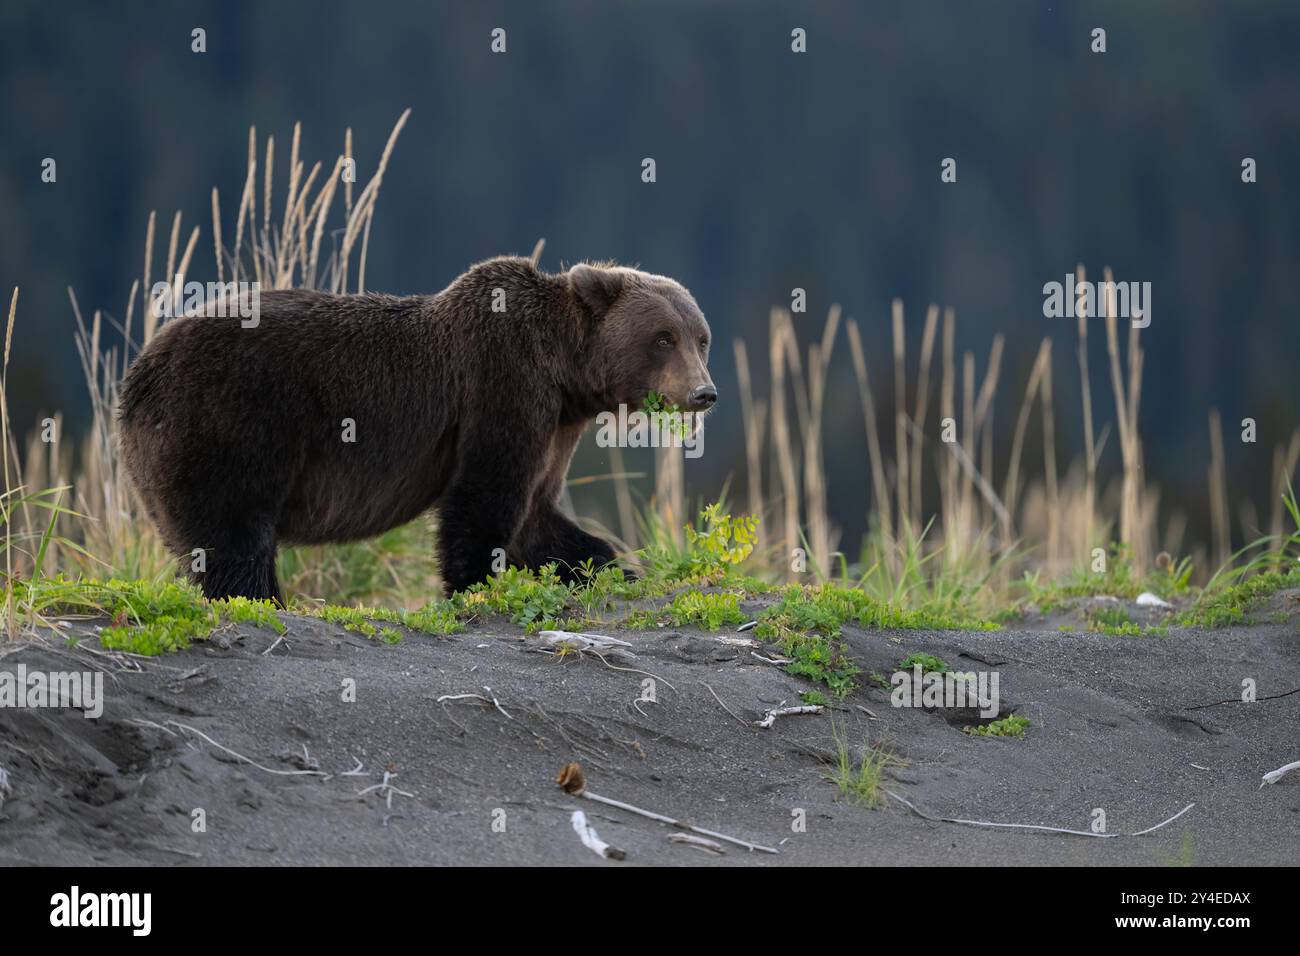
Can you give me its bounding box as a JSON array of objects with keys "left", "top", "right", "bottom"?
[
  {"left": 769, "top": 309, "right": 799, "bottom": 564},
  {"left": 291, "top": 161, "right": 323, "bottom": 282},
  {"left": 733, "top": 338, "right": 767, "bottom": 551},
  {"left": 892, "top": 299, "right": 909, "bottom": 528},
  {"left": 356, "top": 207, "right": 376, "bottom": 293},
  {"left": 281, "top": 122, "right": 302, "bottom": 258},
  {"left": 1103, "top": 266, "right": 1146, "bottom": 567},
  {"left": 337, "top": 109, "right": 411, "bottom": 294},
  {"left": 1002, "top": 340, "right": 1051, "bottom": 540},
  {"left": 802, "top": 305, "right": 840, "bottom": 575},
  {"left": 1208, "top": 409, "right": 1230, "bottom": 568},
  {"left": 165, "top": 210, "right": 182, "bottom": 295},
  {"left": 140, "top": 211, "right": 156, "bottom": 343},
  {"left": 1268, "top": 429, "right": 1300, "bottom": 548},
  {"left": 960, "top": 350, "right": 975, "bottom": 547},
  {"left": 344, "top": 127, "right": 354, "bottom": 216},
  {"left": 307, "top": 156, "right": 344, "bottom": 288},
  {"left": 2, "top": 289, "right": 16, "bottom": 634},
  {"left": 263, "top": 134, "right": 274, "bottom": 238},
  {"left": 233, "top": 128, "right": 256, "bottom": 284},
  {"left": 939, "top": 308, "right": 956, "bottom": 549},
  {"left": 1039, "top": 340, "right": 1060, "bottom": 568},
  {"left": 1076, "top": 263, "right": 1095, "bottom": 550},
  {"left": 972, "top": 335, "right": 1004, "bottom": 531},
  {"left": 909, "top": 304, "right": 938, "bottom": 529},
  {"left": 608, "top": 444, "right": 638, "bottom": 552},
  {"left": 846, "top": 319, "right": 893, "bottom": 551},
  {"left": 211, "top": 187, "right": 224, "bottom": 284}
]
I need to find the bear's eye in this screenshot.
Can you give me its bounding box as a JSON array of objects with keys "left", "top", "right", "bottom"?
[
  {"left": 656, "top": 333, "right": 675, "bottom": 350},
  {"left": 699, "top": 337, "right": 710, "bottom": 351}
]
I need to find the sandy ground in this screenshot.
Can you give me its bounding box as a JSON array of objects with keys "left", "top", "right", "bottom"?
[{"left": 1, "top": 592, "right": 1297, "bottom": 866}]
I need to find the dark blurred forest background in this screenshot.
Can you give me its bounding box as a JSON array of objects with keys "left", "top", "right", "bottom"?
[{"left": 2, "top": 0, "right": 1298, "bottom": 552}]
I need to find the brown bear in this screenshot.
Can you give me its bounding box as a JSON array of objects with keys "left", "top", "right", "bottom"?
[{"left": 118, "top": 257, "right": 716, "bottom": 602}]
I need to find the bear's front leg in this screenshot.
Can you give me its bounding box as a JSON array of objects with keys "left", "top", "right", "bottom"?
[
  {"left": 516, "top": 504, "right": 619, "bottom": 584},
  {"left": 435, "top": 436, "right": 543, "bottom": 595}
]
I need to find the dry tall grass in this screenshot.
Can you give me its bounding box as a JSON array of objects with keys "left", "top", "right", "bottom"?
[
  {"left": 3, "top": 112, "right": 1296, "bottom": 611},
  {"left": 9, "top": 113, "right": 418, "bottom": 598},
  {"left": 726, "top": 271, "right": 1299, "bottom": 603}
]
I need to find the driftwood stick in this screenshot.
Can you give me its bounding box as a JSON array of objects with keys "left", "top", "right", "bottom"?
[
  {"left": 570, "top": 810, "right": 626, "bottom": 860},
  {"left": 1261, "top": 758, "right": 1300, "bottom": 788},
  {"left": 700, "top": 681, "right": 750, "bottom": 727},
  {"left": 130, "top": 719, "right": 330, "bottom": 778},
  {"left": 557, "top": 762, "right": 778, "bottom": 855},
  {"left": 886, "top": 789, "right": 1194, "bottom": 838},
  {"left": 755, "top": 704, "right": 824, "bottom": 729}
]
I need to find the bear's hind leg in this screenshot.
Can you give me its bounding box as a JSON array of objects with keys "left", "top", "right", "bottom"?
[
  {"left": 517, "top": 506, "right": 618, "bottom": 584},
  {"left": 189, "top": 517, "right": 283, "bottom": 605}
]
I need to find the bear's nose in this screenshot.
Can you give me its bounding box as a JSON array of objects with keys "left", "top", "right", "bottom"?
[{"left": 688, "top": 385, "right": 718, "bottom": 410}]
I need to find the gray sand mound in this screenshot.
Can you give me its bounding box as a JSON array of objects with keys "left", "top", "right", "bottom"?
[{"left": 1, "top": 603, "right": 1297, "bottom": 865}]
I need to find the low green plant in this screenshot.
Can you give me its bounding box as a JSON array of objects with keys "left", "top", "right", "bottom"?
[
  {"left": 1084, "top": 604, "right": 1143, "bottom": 637},
  {"left": 655, "top": 590, "right": 744, "bottom": 629},
  {"left": 464, "top": 563, "right": 570, "bottom": 630},
  {"left": 826, "top": 722, "right": 902, "bottom": 809},
  {"left": 640, "top": 390, "right": 692, "bottom": 440},
  {"left": 10, "top": 575, "right": 285, "bottom": 656},
  {"left": 638, "top": 503, "right": 759, "bottom": 586},
  {"left": 965, "top": 714, "right": 1030, "bottom": 738},
  {"left": 898, "top": 651, "right": 949, "bottom": 674},
  {"left": 1177, "top": 564, "right": 1300, "bottom": 628}
]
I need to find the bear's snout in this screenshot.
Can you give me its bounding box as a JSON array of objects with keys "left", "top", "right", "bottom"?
[{"left": 687, "top": 384, "right": 718, "bottom": 410}]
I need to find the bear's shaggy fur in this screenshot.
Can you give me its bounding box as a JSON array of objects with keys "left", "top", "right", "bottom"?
[{"left": 118, "top": 257, "right": 715, "bottom": 601}]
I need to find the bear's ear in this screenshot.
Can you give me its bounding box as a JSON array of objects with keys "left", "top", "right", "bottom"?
[{"left": 568, "top": 264, "right": 624, "bottom": 318}]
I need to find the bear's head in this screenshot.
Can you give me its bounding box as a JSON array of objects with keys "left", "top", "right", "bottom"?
[{"left": 568, "top": 263, "right": 716, "bottom": 415}]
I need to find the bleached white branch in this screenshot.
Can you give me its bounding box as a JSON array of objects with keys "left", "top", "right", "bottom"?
[
  {"left": 558, "top": 762, "right": 777, "bottom": 855},
  {"left": 1261, "top": 759, "right": 1300, "bottom": 788},
  {"left": 129, "top": 719, "right": 330, "bottom": 778},
  {"left": 755, "top": 703, "right": 824, "bottom": 729},
  {"left": 669, "top": 833, "right": 725, "bottom": 855},
  {"left": 539, "top": 630, "right": 633, "bottom": 651},
  {"left": 886, "top": 789, "right": 1195, "bottom": 838},
  {"left": 571, "top": 810, "right": 626, "bottom": 860},
  {"left": 436, "top": 687, "right": 513, "bottom": 720}
]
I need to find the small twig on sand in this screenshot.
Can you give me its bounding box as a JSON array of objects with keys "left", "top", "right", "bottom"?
[
  {"left": 737, "top": 620, "right": 758, "bottom": 632},
  {"left": 885, "top": 789, "right": 1195, "bottom": 838},
  {"left": 129, "top": 719, "right": 330, "bottom": 778},
  {"left": 436, "top": 687, "right": 513, "bottom": 720},
  {"left": 669, "top": 833, "right": 726, "bottom": 855},
  {"left": 755, "top": 703, "right": 824, "bottom": 729},
  {"left": 700, "top": 681, "right": 750, "bottom": 727},
  {"left": 584, "top": 649, "right": 677, "bottom": 692},
  {"left": 557, "top": 762, "right": 778, "bottom": 855},
  {"left": 261, "top": 634, "right": 289, "bottom": 656},
  {"left": 1261, "top": 759, "right": 1300, "bottom": 788},
  {"left": 357, "top": 769, "right": 415, "bottom": 810},
  {"left": 571, "top": 809, "right": 626, "bottom": 860},
  {"left": 855, "top": 705, "right": 880, "bottom": 720},
  {"left": 751, "top": 651, "right": 793, "bottom": 666},
  {"left": 340, "top": 757, "right": 367, "bottom": 777}
]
